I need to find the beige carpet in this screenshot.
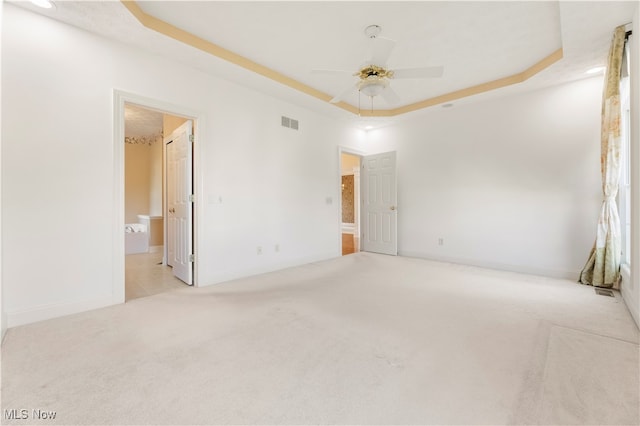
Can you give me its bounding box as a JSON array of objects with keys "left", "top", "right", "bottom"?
[{"left": 2, "top": 253, "right": 638, "bottom": 425}]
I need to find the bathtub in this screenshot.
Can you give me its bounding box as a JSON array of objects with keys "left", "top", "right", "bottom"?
[{"left": 125, "top": 223, "right": 149, "bottom": 254}]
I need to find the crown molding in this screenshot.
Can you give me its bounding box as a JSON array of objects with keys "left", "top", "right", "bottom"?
[{"left": 121, "top": 1, "right": 563, "bottom": 117}]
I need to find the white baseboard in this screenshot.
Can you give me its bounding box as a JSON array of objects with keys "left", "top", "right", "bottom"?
[
  {"left": 198, "top": 251, "right": 337, "bottom": 287},
  {"left": 5, "top": 251, "right": 337, "bottom": 328},
  {"left": 399, "top": 251, "right": 578, "bottom": 281},
  {"left": 7, "top": 296, "right": 118, "bottom": 328},
  {"left": 620, "top": 264, "right": 639, "bottom": 329}
]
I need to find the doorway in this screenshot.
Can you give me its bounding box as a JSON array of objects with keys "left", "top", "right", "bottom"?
[
  {"left": 339, "top": 148, "right": 398, "bottom": 257},
  {"left": 122, "top": 101, "right": 194, "bottom": 301},
  {"left": 340, "top": 152, "right": 361, "bottom": 255}
]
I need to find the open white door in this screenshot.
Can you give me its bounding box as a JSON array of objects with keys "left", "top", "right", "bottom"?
[
  {"left": 361, "top": 151, "right": 397, "bottom": 255},
  {"left": 166, "top": 121, "right": 193, "bottom": 285}
]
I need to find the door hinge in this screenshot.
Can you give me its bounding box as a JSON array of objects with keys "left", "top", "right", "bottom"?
[
  {"left": 189, "top": 254, "right": 195, "bottom": 262},
  {"left": 189, "top": 134, "right": 194, "bottom": 143},
  {"left": 189, "top": 194, "right": 195, "bottom": 202}
]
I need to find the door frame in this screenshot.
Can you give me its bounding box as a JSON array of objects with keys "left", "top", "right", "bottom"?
[
  {"left": 338, "top": 146, "right": 366, "bottom": 256},
  {"left": 113, "top": 90, "right": 203, "bottom": 303}
]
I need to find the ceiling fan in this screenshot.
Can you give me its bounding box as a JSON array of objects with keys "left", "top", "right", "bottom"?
[{"left": 313, "top": 25, "right": 444, "bottom": 106}]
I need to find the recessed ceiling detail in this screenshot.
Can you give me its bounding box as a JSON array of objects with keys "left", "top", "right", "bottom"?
[
  {"left": 11, "top": 1, "right": 635, "bottom": 121},
  {"left": 121, "top": 1, "right": 566, "bottom": 117}
]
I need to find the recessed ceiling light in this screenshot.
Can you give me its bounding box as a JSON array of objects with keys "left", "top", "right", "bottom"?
[
  {"left": 30, "top": 0, "right": 55, "bottom": 9},
  {"left": 586, "top": 66, "right": 605, "bottom": 74},
  {"left": 365, "top": 125, "right": 374, "bottom": 130}
]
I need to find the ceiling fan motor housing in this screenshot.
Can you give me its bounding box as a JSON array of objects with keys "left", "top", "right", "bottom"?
[{"left": 357, "top": 65, "right": 393, "bottom": 80}]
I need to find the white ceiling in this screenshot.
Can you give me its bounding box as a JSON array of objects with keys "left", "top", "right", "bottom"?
[
  {"left": 141, "top": 1, "right": 563, "bottom": 108},
  {"left": 9, "top": 1, "right": 637, "bottom": 125}
]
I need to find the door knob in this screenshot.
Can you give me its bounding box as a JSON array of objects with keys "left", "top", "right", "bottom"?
[{"left": 390, "top": 206, "right": 396, "bottom": 211}]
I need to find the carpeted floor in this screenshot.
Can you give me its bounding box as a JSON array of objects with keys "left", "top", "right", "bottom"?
[{"left": 2, "top": 253, "right": 638, "bottom": 425}]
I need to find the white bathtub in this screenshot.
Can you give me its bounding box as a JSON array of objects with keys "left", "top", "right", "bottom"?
[{"left": 125, "top": 223, "right": 149, "bottom": 254}]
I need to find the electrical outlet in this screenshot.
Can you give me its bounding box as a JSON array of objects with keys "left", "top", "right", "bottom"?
[
  {"left": 438, "top": 238, "right": 444, "bottom": 246},
  {"left": 257, "top": 246, "right": 262, "bottom": 255},
  {"left": 275, "top": 244, "right": 280, "bottom": 252}
]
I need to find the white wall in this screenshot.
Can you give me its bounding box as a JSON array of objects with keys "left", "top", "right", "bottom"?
[
  {"left": 1, "top": 5, "right": 365, "bottom": 326},
  {"left": 622, "top": 5, "right": 640, "bottom": 328},
  {"left": 365, "top": 77, "right": 604, "bottom": 279}
]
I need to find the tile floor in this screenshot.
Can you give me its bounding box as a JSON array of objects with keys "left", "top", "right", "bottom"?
[{"left": 125, "top": 251, "right": 189, "bottom": 301}]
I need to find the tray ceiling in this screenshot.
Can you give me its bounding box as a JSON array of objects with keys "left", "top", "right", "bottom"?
[{"left": 8, "top": 1, "right": 637, "bottom": 120}]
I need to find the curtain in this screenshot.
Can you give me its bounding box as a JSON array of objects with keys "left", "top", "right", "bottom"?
[{"left": 579, "top": 26, "right": 627, "bottom": 288}]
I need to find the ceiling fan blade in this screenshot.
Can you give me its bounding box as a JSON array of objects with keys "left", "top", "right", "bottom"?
[
  {"left": 311, "top": 69, "right": 353, "bottom": 76},
  {"left": 330, "top": 82, "right": 359, "bottom": 103},
  {"left": 381, "top": 85, "right": 401, "bottom": 105},
  {"left": 368, "top": 37, "right": 396, "bottom": 66},
  {"left": 392, "top": 66, "right": 444, "bottom": 79}
]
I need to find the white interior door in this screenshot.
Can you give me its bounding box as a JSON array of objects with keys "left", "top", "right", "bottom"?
[
  {"left": 166, "top": 121, "right": 193, "bottom": 285},
  {"left": 361, "top": 151, "right": 397, "bottom": 255}
]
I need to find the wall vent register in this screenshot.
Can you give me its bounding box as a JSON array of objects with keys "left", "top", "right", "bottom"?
[
  {"left": 595, "top": 288, "right": 615, "bottom": 297},
  {"left": 281, "top": 116, "right": 299, "bottom": 130}
]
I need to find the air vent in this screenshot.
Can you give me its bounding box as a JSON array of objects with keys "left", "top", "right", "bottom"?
[
  {"left": 281, "top": 116, "right": 299, "bottom": 131},
  {"left": 595, "top": 288, "right": 615, "bottom": 297}
]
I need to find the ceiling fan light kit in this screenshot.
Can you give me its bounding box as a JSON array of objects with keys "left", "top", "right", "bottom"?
[
  {"left": 319, "top": 24, "right": 444, "bottom": 107},
  {"left": 359, "top": 79, "right": 387, "bottom": 97}
]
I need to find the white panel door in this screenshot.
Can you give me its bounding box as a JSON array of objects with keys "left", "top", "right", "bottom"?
[
  {"left": 361, "top": 151, "right": 397, "bottom": 255},
  {"left": 166, "top": 121, "right": 193, "bottom": 285}
]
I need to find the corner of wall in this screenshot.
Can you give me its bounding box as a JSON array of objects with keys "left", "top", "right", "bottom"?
[
  {"left": 622, "top": 6, "right": 640, "bottom": 330},
  {"left": 620, "top": 265, "right": 639, "bottom": 327},
  {"left": 0, "top": 0, "right": 6, "bottom": 344}
]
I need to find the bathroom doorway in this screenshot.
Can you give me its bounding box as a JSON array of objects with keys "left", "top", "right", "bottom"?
[{"left": 124, "top": 103, "right": 190, "bottom": 301}]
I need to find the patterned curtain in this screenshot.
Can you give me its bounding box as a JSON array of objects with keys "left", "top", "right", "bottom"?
[{"left": 579, "top": 26, "right": 627, "bottom": 288}]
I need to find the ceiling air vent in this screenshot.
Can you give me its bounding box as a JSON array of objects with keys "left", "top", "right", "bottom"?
[{"left": 281, "top": 116, "right": 299, "bottom": 131}]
